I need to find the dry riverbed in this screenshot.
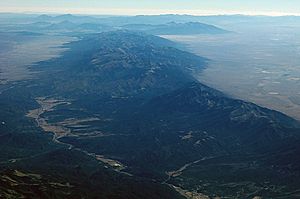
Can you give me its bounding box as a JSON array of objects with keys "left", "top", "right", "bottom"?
[{"left": 26, "top": 97, "right": 126, "bottom": 172}]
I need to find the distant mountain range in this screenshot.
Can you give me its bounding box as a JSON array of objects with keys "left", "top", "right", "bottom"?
[
  {"left": 0, "top": 14, "right": 230, "bottom": 35},
  {"left": 122, "top": 22, "right": 229, "bottom": 35},
  {"left": 2, "top": 13, "right": 300, "bottom": 27}
]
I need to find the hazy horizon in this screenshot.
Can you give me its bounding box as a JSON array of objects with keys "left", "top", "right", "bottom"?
[
  {"left": 1, "top": 11, "right": 300, "bottom": 18},
  {"left": 1, "top": 0, "right": 300, "bottom": 16}
]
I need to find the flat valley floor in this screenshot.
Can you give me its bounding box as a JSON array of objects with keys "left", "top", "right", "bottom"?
[{"left": 163, "top": 24, "right": 300, "bottom": 121}]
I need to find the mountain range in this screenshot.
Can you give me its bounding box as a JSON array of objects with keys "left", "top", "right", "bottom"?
[
  {"left": 1, "top": 30, "right": 300, "bottom": 198},
  {"left": 122, "top": 22, "right": 228, "bottom": 35}
]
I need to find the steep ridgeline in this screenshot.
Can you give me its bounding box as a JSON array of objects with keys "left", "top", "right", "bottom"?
[
  {"left": 121, "top": 22, "right": 229, "bottom": 35},
  {"left": 11, "top": 31, "right": 300, "bottom": 198},
  {"left": 32, "top": 31, "right": 206, "bottom": 118},
  {"left": 35, "top": 31, "right": 205, "bottom": 97}
]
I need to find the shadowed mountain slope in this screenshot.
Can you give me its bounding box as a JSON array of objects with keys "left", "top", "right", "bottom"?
[{"left": 1, "top": 31, "right": 300, "bottom": 198}]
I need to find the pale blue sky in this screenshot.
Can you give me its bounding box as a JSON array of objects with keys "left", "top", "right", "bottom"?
[{"left": 1, "top": 0, "right": 300, "bottom": 16}]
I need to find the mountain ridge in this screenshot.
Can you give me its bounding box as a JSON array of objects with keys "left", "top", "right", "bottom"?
[
  {"left": 1, "top": 30, "right": 300, "bottom": 198},
  {"left": 121, "top": 22, "right": 229, "bottom": 35}
]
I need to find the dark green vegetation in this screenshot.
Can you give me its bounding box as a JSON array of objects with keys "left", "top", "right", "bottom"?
[
  {"left": 0, "top": 83, "right": 184, "bottom": 199},
  {"left": 1, "top": 27, "right": 300, "bottom": 198},
  {"left": 0, "top": 167, "right": 183, "bottom": 199}
]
